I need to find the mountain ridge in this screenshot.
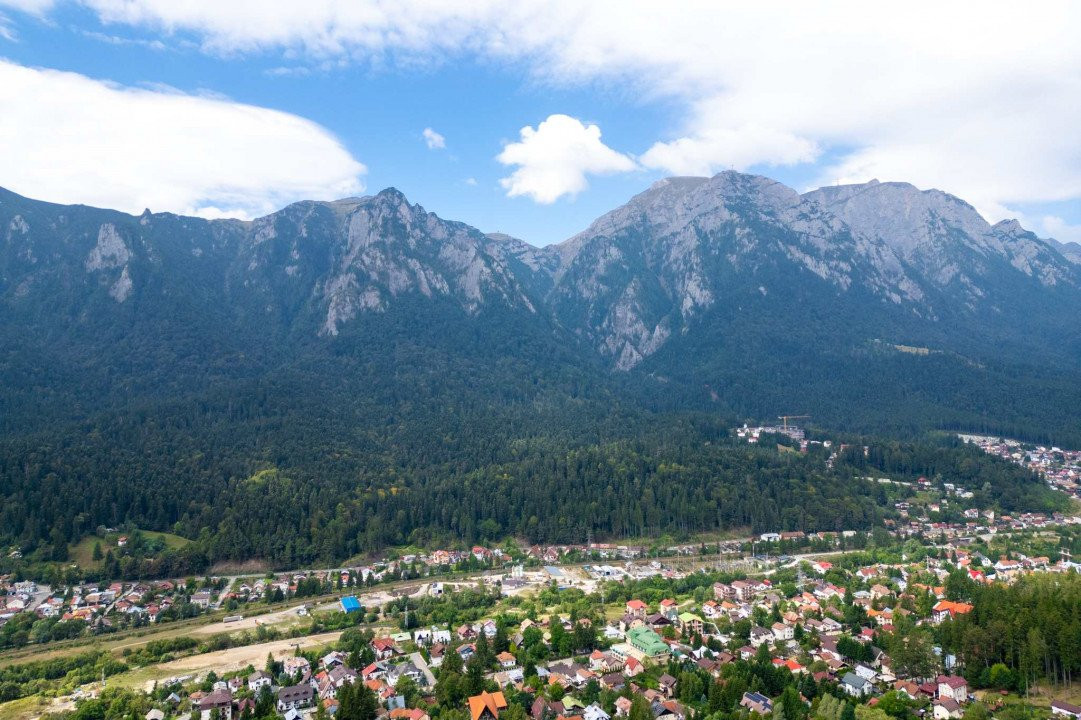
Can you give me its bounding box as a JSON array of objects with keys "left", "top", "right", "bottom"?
[{"left": 3, "top": 171, "right": 1080, "bottom": 436}]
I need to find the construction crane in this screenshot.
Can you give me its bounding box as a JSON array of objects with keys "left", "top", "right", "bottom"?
[{"left": 777, "top": 414, "right": 810, "bottom": 431}]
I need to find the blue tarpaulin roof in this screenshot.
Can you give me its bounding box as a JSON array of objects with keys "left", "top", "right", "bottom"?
[{"left": 340, "top": 596, "right": 361, "bottom": 612}]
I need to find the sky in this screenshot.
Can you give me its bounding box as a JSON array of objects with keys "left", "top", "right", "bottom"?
[{"left": 0, "top": 2, "right": 1080, "bottom": 247}]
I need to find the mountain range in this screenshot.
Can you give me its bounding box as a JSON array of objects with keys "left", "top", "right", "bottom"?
[
  {"left": 1, "top": 172, "right": 1079, "bottom": 565},
  {"left": 3, "top": 171, "right": 1080, "bottom": 435}
]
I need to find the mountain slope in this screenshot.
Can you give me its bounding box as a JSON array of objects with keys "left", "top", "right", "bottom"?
[
  {"left": 534, "top": 172, "right": 1081, "bottom": 435},
  {"left": 0, "top": 175, "right": 1078, "bottom": 568},
  {"left": 544, "top": 173, "right": 1081, "bottom": 370},
  {"left": 0, "top": 186, "right": 586, "bottom": 434}
]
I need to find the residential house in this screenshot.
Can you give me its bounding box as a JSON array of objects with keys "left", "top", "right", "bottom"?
[
  {"left": 771, "top": 623, "right": 793, "bottom": 642},
  {"left": 855, "top": 664, "right": 876, "bottom": 682},
  {"left": 284, "top": 656, "right": 311, "bottom": 679},
  {"left": 937, "top": 675, "right": 967, "bottom": 704},
  {"left": 469, "top": 691, "right": 508, "bottom": 720},
  {"left": 931, "top": 601, "right": 973, "bottom": 624},
  {"left": 841, "top": 673, "right": 872, "bottom": 698},
  {"left": 196, "top": 690, "right": 233, "bottom": 720},
  {"left": 740, "top": 692, "right": 772, "bottom": 714},
  {"left": 749, "top": 626, "right": 773, "bottom": 647},
  {"left": 248, "top": 671, "right": 272, "bottom": 693},
  {"left": 386, "top": 662, "right": 423, "bottom": 687},
  {"left": 277, "top": 685, "right": 314, "bottom": 713},
  {"left": 372, "top": 637, "right": 399, "bottom": 660},
  {"left": 678, "top": 613, "right": 704, "bottom": 636},
  {"left": 932, "top": 699, "right": 962, "bottom": 720},
  {"left": 583, "top": 704, "right": 611, "bottom": 720},
  {"left": 713, "top": 583, "right": 735, "bottom": 601}
]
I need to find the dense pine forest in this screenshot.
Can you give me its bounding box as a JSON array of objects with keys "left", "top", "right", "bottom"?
[
  {"left": 938, "top": 572, "right": 1081, "bottom": 691},
  {"left": 0, "top": 371, "right": 1063, "bottom": 577}
]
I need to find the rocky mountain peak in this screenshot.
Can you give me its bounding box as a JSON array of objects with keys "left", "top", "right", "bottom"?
[
  {"left": 992, "top": 218, "right": 1025, "bottom": 235},
  {"left": 803, "top": 179, "right": 991, "bottom": 257},
  {"left": 1, "top": 177, "right": 1078, "bottom": 375}
]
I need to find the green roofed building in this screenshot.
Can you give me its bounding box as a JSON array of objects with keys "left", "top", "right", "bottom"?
[
  {"left": 627, "top": 625, "right": 669, "bottom": 659},
  {"left": 678, "top": 612, "right": 704, "bottom": 635}
]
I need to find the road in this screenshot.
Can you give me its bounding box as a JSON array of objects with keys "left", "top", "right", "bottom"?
[{"left": 408, "top": 652, "right": 438, "bottom": 688}]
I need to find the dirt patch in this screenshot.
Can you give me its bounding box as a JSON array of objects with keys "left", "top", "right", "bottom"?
[
  {"left": 209, "top": 559, "right": 271, "bottom": 575},
  {"left": 121, "top": 631, "right": 343, "bottom": 692},
  {"left": 190, "top": 606, "right": 305, "bottom": 635}
]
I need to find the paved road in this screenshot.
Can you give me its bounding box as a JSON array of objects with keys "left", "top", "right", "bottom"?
[{"left": 408, "top": 651, "right": 438, "bottom": 688}]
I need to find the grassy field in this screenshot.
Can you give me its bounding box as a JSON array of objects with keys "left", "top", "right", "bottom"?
[
  {"left": 1025, "top": 683, "right": 1081, "bottom": 709},
  {"left": 0, "top": 594, "right": 322, "bottom": 669},
  {"left": 0, "top": 694, "right": 66, "bottom": 720},
  {"left": 69, "top": 530, "right": 190, "bottom": 569}
]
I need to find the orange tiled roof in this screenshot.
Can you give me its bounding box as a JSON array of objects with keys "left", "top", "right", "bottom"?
[{"left": 468, "top": 691, "right": 508, "bottom": 720}]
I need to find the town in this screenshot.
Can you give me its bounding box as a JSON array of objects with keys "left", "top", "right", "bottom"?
[
  {"left": 3, "top": 509, "right": 1081, "bottom": 720},
  {"left": 959, "top": 436, "right": 1081, "bottom": 504},
  {"left": 3, "top": 433, "right": 1081, "bottom": 720}
]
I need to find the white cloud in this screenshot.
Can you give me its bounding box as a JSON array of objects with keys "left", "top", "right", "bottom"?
[
  {"left": 640, "top": 124, "right": 819, "bottom": 177},
  {"left": 264, "top": 65, "right": 311, "bottom": 78},
  {"left": 50, "top": 0, "right": 1081, "bottom": 218},
  {"left": 77, "top": 28, "right": 168, "bottom": 51},
  {"left": 1042, "top": 215, "right": 1081, "bottom": 245},
  {"left": 0, "top": 59, "right": 365, "bottom": 218},
  {"left": 422, "top": 127, "right": 445, "bottom": 150},
  {"left": 0, "top": 0, "right": 56, "bottom": 14},
  {"left": 496, "top": 114, "right": 636, "bottom": 203},
  {"left": 464, "top": 177, "right": 477, "bottom": 186}
]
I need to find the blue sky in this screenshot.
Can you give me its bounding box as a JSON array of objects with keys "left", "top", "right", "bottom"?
[{"left": 1, "top": 2, "right": 1079, "bottom": 247}]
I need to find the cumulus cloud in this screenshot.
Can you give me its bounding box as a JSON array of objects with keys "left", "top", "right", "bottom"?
[
  {"left": 496, "top": 114, "right": 636, "bottom": 203},
  {"left": 0, "top": 59, "right": 365, "bottom": 218},
  {"left": 422, "top": 127, "right": 445, "bottom": 150},
  {"left": 43, "top": 0, "right": 1081, "bottom": 219}
]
